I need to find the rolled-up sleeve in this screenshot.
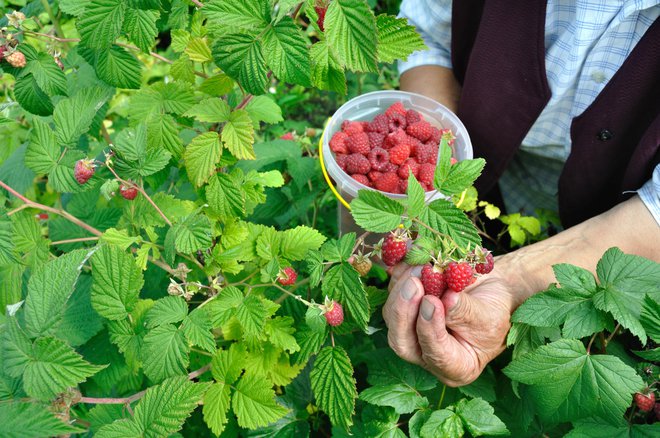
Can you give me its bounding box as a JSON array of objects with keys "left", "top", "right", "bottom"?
[
  {"left": 398, "top": 0, "right": 453, "bottom": 74},
  {"left": 638, "top": 164, "right": 660, "bottom": 226}
]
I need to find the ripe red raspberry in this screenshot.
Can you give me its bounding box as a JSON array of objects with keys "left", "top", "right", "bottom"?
[
  {"left": 342, "top": 120, "right": 364, "bottom": 136},
  {"left": 383, "top": 129, "right": 407, "bottom": 149},
  {"left": 429, "top": 127, "right": 443, "bottom": 144},
  {"left": 474, "top": 249, "right": 495, "bottom": 274},
  {"left": 315, "top": 5, "right": 327, "bottom": 31},
  {"left": 397, "top": 158, "right": 420, "bottom": 179},
  {"left": 445, "top": 262, "right": 475, "bottom": 292},
  {"left": 345, "top": 153, "right": 371, "bottom": 175},
  {"left": 347, "top": 132, "right": 370, "bottom": 155},
  {"left": 389, "top": 143, "right": 411, "bottom": 165},
  {"left": 367, "top": 132, "right": 385, "bottom": 149},
  {"left": 374, "top": 172, "right": 399, "bottom": 194},
  {"left": 74, "top": 159, "right": 95, "bottom": 184},
  {"left": 421, "top": 264, "right": 447, "bottom": 297},
  {"left": 382, "top": 162, "right": 397, "bottom": 173},
  {"left": 406, "top": 121, "right": 433, "bottom": 142},
  {"left": 351, "top": 174, "right": 370, "bottom": 186},
  {"left": 654, "top": 401, "right": 660, "bottom": 420},
  {"left": 418, "top": 163, "right": 436, "bottom": 185},
  {"left": 280, "top": 132, "right": 295, "bottom": 141},
  {"left": 413, "top": 142, "right": 436, "bottom": 164},
  {"left": 368, "top": 147, "right": 390, "bottom": 171},
  {"left": 335, "top": 153, "right": 348, "bottom": 170},
  {"left": 277, "top": 267, "right": 298, "bottom": 286},
  {"left": 634, "top": 392, "right": 655, "bottom": 412},
  {"left": 367, "top": 114, "right": 390, "bottom": 134},
  {"left": 350, "top": 254, "right": 372, "bottom": 277},
  {"left": 406, "top": 109, "right": 423, "bottom": 124},
  {"left": 330, "top": 131, "right": 349, "bottom": 154},
  {"left": 368, "top": 171, "right": 383, "bottom": 182},
  {"left": 120, "top": 183, "right": 138, "bottom": 200},
  {"left": 385, "top": 102, "right": 407, "bottom": 118},
  {"left": 324, "top": 301, "right": 344, "bottom": 326},
  {"left": 399, "top": 178, "right": 409, "bottom": 193},
  {"left": 6, "top": 50, "right": 26, "bottom": 68},
  {"left": 387, "top": 112, "right": 407, "bottom": 133},
  {"left": 381, "top": 233, "right": 408, "bottom": 266}
]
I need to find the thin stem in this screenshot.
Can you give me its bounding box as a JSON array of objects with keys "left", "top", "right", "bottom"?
[
  {"left": 6, "top": 204, "right": 30, "bottom": 216},
  {"left": 0, "top": 180, "right": 103, "bottom": 237},
  {"left": 413, "top": 218, "right": 464, "bottom": 253},
  {"left": 51, "top": 236, "right": 100, "bottom": 246},
  {"left": 351, "top": 231, "right": 371, "bottom": 255},
  {"left": 270, "top": 283, "right": 314, "bottom": 307},
  {"left": 330, "top": 331, "right": 335, "bottom": 347},
  {"left": 190, "top": 0, "right": 204, "bottom": 8},
  {"left": 586, "top": 332, "right": 598, "bottom": 355},
  {"left": 437, "top": 384, "right": 447, "bottom": 409},
  {"left": 604, "top": 323, "right": 621, "bottom": 346},
  {"left": 40, "top": 0, "right": 66, "bottom": 40}
]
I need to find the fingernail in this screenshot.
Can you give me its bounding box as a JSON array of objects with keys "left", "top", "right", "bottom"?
[
  {"left": 410, "top": 266, "right": 423, "bottom": 278},
  {"left": 401, "top": 279, "right": 418, "bottom": 300},
  {"left": 421, "top": 298, "right": 435, "bottom": 321}
]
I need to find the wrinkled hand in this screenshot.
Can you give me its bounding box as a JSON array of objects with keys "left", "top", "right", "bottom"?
[{"left": 382, "top": 263, "right": 515, "bottom": 386}]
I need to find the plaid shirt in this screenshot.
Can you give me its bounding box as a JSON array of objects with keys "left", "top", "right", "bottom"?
[{"left": 399, "top": 0, "right": 660, "bottom": 225}]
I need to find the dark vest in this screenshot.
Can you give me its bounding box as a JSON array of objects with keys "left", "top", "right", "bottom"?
[{"left": 451, "top": 1, "right": 660, "bottom": 227}]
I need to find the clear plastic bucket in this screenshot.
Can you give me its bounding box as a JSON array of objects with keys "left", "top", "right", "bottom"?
[{"left": 321, "top": 90, "right": 473, "bottom": 238}]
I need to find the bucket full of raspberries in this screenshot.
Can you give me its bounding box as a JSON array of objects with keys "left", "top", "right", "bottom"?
[{"left": 321, "top": 90, "right": 473, "bottom": 236}]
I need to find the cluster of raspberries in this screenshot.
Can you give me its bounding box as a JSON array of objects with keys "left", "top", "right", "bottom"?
[{"left": 329, "top": 102, "right": 455, "bottom": 194}]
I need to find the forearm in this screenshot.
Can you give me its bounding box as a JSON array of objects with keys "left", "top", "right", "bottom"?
[
  {"left": 497, "top": 195, "right": 660, "bottom": 308},
  {"left": 399, "top": 66, "right": 462, "bottom": 114}
]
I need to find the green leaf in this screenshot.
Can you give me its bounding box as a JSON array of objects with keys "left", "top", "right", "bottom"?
[
  {"left": 597, "top": 247, "right": 660, "bottom": 294},
  {"left": 211, "top": 343, "right": 246, "bottom": 385},
  {"left": 245, "top": 96, "right": 283, "bottom": 125},
  {"left": 593, "top": 285, "right": 647, "bottom": 344},
  {"left": 203, "top": 0, "right": 270, "bottom": 31},
  {"left": 420, "top": 410, "right": 463, "bottom": 437},
  {"left": 262, "top": 16, "right": 311, "bottom": 86},
  {"left": 181, "top": 307, "right": 216, "bottom": 353},
  {"left": 88, "top": 45, "right": 143, "bottom": 89},
  {"left": 23, "top": 51, "right": 68, "bottom": 97},
  {"left": 321, "top": 233, "right": 356, "bottom": 263},
  {"left": 554, "top": 263, "right": 599, "bottom": 292},
  {"left": 206, "top": 173, "right": 246, "bottom": 219},
  {"left": 235, "top": 295, "right": 268, "bottom": 339},
  {"left": 183, "top": 98, "right": 231, "bottom": 123},
  {"left": 184, "top": 132, "right": 223, "bottom": 187},
  {"left": 309, "top": 40, "right": 346, "bottom": 94},
  {"left": 53, "top": 87, "right": 112, "bottom": 147},
  {"left": 640, "top": 295, "right": 660, "bottom": 342},
  {"left": 147, "top": 114, "right": 184, "bottom": 158},
  {"left": 634, "top": 347, "right": 660, "bottom": 361},
  {"left": 359, "top": 384, "right": 428, "bottom": 414},
  {"left": 186, "top": 37, "right": 213, "bottom": 62},
  {"left": 406, "top": 173, "right": 426, "bottom": 218},
  {"left": 212, "top": 33, "right": 269, "bottom": 96},
  {"left": 129, "top": 82, "right": 196, "bottom": 122},
  {"left": 350, "top": 190, "right": 404, "bottom": 233},
  {"left": 100, "top": 228, "right": 140, "bottom": 250},
  {"left": 435, "top": 157, "right": 486, "bottom": 197},
  {"left": 146, "top": 296, "right": 188, "bottom": 328},
  {"left": 0, "top": 402, "right": 83, "bottom": 437},
  {"left": 55, "top": 275, "right": 104, "bottom": 347},
  {"left": 24, "top": 249, "right": 89, "bottom": 337},
  {"left": 305, "top": 305, "right": 327, "bottom": 333},
  {"left": 322, "top": 263, "right": 370, "bottom": 330},
  {"left": 456, "top": 398, "right": 509, "bottom": 436},
  {"left": 419, "top": 199, "right": 481, "bottom": 249},
  {"left": 325, "top": 0, "right": 378, "bottom": 73},
  {"left": 13, "top": 74, "right": 54, "bottom": 116},
  {"left": 376, "top": 14, "right": 428, "bottom": 63},
  {"left": 123, "top": 8, "right": 159, "bottom": 53},
  {"left": 503, "top": 338, "right": 644, "bottom": 424},
  {"left": 60, "top": 0, "right": 87, "bottom": 16},
  {"left": 168, "top": 214, "right": 213, "bottom": 254},
  {"left": 222, "top": 109, "right": 256, "bottom": 160},
  {"left": 280, "top": 226, "right": 326, "bottom": 261},
  {"left": 3, "top": 317, "right": 33, "bottom": 378},
  {"left": 232, "top": 373, "right": 289, "bottom": 429},
  {"left": 310, "top": 346, "right": 357, "bottom": 430},
  {"left": 77, "top": 0, "right": 127, "bottom": 49},
  {"left": 142, "top": 324, "right": 190, "bottom": 382},
  {"left": 265, "top": 316, "right": 300, "bottom": 354},
  {"left": 91, "top": 245, "right": 144, "bottom": 321},
  {"left": 24, "top": 337, "right": 105, "bottom": 400},
  {"left": 566, "top": 417, "right": 659, "bottom": 438},
  {"left": 365, "top": 349, "right": 438, "bottom": 393},
  {"left": 203, "top": 383, "right": 231, "bottom": 436}
]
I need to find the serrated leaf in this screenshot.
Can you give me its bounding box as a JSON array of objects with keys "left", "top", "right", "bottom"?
[
  {"left": 419, "top": 199, "right": 481, "bottom": 249},
  {"left": 123, "top": 8, "right": 159, "bottom": 53},
  {"left": 325, "top": 0, "right": 378, "bottom": 72},
  {"left": 421, "top": 409, "right": 464, "bottom": 438},
  {"left": 280, "top": 226, "right": 326, "bottom": 261},
  {"left": 184, "top": 132, "right": 223, "bottom": 187},
  {"left": 456, "top": 398, "right": 509, "bottom": 436},
  {"left": 640, "top": 295, "right": 660, "bottom": 342},
  {"left": 376, "top": 14, "right": 427, "bottom": 63},
  {"left": 147, "top": 114, "right": 184, "bottom": 158},
  {"left": 503, "top": 338, "right": 644, "bottom": 424},
  {"left": 13, "top": 74, "right": 54, "bottom": 116},
  {"left": 262, "top": 16, "right": 311, "bottom": 86},
  {"left": 206, "top": 173, "right": 246, "bottom": 219},
  {"left": 597, "top": 247, "right": 660, "bottom": 297},
  {"left": 359, "top": 384, "right": 428, "bottom": 414},
  {"left": 23, "top": 51, "right": 68, "bottom": 97},
  {"left": 232, "top": 373, "right": 289, "bottom": 429},
  {"left": 211, "top": 343, "right": 246, "bottom": 385},
  {"left": 309, "top": 40, "right": 346, "bottom": 94},
  {"left": 203, "top": 0, "right": 270, "bottom": 31},
  {"left": 91, "top": 45, "right": 143, "bottom": 89},
  {"left": 168, "top": 214, "right": 213, "bottom": 254},
  {"left": 0, "top": 402, "right": 83, "bottom": 437},
  {"left": 24, "top": 337, "right": 105, "bottom": 400},
  {"left": 265, "top": 316, "right": 300, "bottom": 354},
  {"left": 593, "top": 285, "right": 647, "bottom": 344},
  {"left": 2, "top": 317, "right": 33, "bottom": 378},
  {"left": 170, "top": 55, "right": 195, "bottom": 84},
  {"left": 203, "top": 383, "right": 231, "bottom": 436},
  {"left": 146, "top": 296, "right": 188, "bottom": 328},
  {"left": 245, "top": 96, "right": 283, "bottom": 125},
  {"left": 91, "top": 245, "right": 144, "bottom": 320},
  {"left": 406, "top": 174, "right": 426, "bottom": 218},
  {"left": 77, "top": 0, "right": 127, "bottom": 49},
  {"left": 24, "top": 249, "right": 89, "bottom": 337},
  {"left": 142, "top": 324, "right": 190, "bottom": 382},
  {"left": 212, "top": 33, "right": 269, "bottom": 96},
  {"left": 55, "top": 275, "right": 104, "bottom": 347},
  {"left": 60, "top": 0, "right": 87, "bottom": 16},
  {"left": 222, "top": 109, "right": 256, "bottom": 160},
  {"left": 54, "top": 87, "right": 112, "bottom": 147},
  {"left": 350, "top": 190, "right": 404, "bottom": 233},
  {"left": 311, "top": 346, "right": 357, "bottom": 430},
  {"left": 186, "top": 37, "right": 213, "bottom": 62},
  {"left": 181, "top": 307, "right": 216, "bottom": 353},
  {"left": 320, "top": 233, "right": 356, "bottom": 263},
  {"left": 101, "top": 228, "right": 140, "bottom": 250},
  {"left": 200, "top": 73, "right": 236, "bottom": 96},
  {"left": 322, "top": 263, "right": 370, "bottom": 330},
  {"left": 235, "top": 295, "right": 268, "bottom": 339},
  {"left": 184, "top": 98, "right": 231, "bottom": 123},
  {"left": 435, "top": 157, "right": 486, "bottom": 197},
  {"left": 129, "top": 82, "right": 196, "bottom": 122}
]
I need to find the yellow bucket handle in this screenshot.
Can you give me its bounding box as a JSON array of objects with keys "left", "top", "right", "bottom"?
[{"left": 318, "top": 118, "right": 352, "bottom": 210}]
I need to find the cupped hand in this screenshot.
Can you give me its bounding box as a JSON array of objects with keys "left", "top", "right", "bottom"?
[{"left": 382, "top": 262, "right": 515, "bottom": 386}]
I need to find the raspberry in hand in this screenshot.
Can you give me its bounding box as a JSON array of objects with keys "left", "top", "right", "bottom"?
[
  {"left": 421, "top": 264, "right": 447, "bottom": 297},
  {"left": 381, "top": 233, "right": 408, "bottom": 266},
  {"left": 445, "top": 261, "right": 475, "bottom": 292}
]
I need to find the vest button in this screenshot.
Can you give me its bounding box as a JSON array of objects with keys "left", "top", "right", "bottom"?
[{"left": 597, "top": 129, "right": 613, "bottom": 141}]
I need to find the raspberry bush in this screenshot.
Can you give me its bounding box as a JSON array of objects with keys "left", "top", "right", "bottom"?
[{"left": 0, "top": 2, "right": 658, "bottom": 437}]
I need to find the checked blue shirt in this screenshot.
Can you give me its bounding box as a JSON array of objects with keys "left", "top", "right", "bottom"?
[{"left": 398, "top": 0, "right": 660, "bottom": 225}]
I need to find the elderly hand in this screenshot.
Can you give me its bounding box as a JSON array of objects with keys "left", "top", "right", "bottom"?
[{"left": 382, "top": 262, "right": 515, "bottom": 386}]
